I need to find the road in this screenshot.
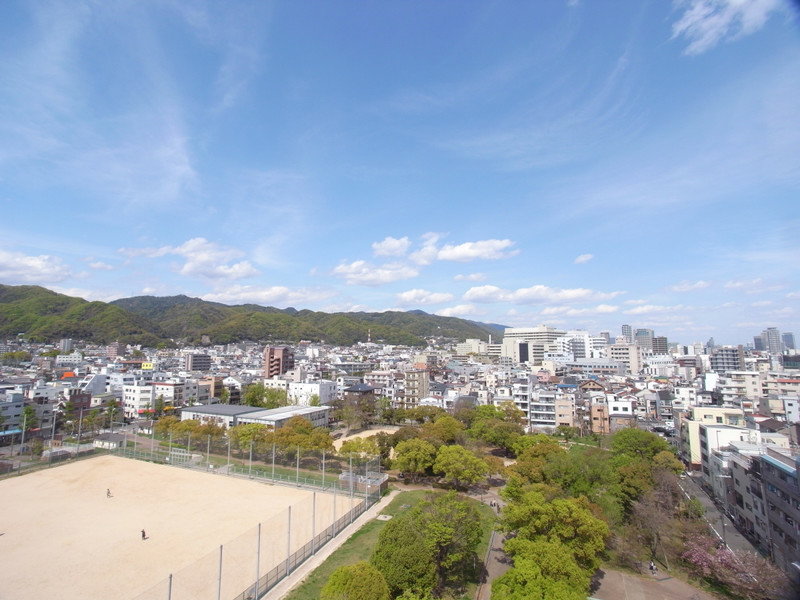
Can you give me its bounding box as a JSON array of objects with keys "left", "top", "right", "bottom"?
[{"left": 679, "top": 472, "right": 759, "bottom": 555}]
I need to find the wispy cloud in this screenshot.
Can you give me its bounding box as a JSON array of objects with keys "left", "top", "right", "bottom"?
[
  {"left": 202, "top": 285, "right": 335, "bottom": 306},
  {"left": 119, "top": 238, "right": 259, "bottom": 281},
  {"left": 573, "top": 253, "right": 593, "bottom": 265},
  {"left": 454, "top": 273, "right": 486, "bottom": 282},
  {"left": 395, "top": 289, "right": 455, "bottom": 306},
  {"left": 372, "top": 236, "right": 411, "bottom": 257},
  {"left": 667, "top": 280, "right": 710, "bottom": 292},
  {"left": 0, "top": 248, "right": 73, "bottom": 284},
  {"left": 463, "top": 284, "right": 624, "bottom": 305},
  {"left": 435, "top": 304, "right": 480, "bottom": 318},
  {"left": 332, "top": 260, "right": 418, "bottom": 286},
  {"left": 671, "top": 0, "right": 785, "bottom": 55}
]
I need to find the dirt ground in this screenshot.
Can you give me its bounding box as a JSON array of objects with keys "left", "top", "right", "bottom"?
[
  {"left": 0, "top": 455, "right": 352, "bottom": 600},
  {"left": 332, "top": 426, "right": 400, "bottom": 451}
]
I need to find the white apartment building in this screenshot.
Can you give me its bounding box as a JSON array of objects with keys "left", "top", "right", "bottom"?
[
  {"left": 608, "top": 340, "right": 643, "bottom": 375},
  {"left": 288, "top": 380, "right": 336, "bottom": 406},
  {"left": 122, "top": 384, "right": 156, "bottom": 420}
]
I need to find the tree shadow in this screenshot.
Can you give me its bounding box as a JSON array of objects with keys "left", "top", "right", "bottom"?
[{"left": 589, "top": 569, "right": 606, "bottom": 595}]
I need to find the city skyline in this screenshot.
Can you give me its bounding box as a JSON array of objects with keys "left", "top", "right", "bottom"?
[{"left": 1, "top": 1, "right": 798, "bottom": 346}]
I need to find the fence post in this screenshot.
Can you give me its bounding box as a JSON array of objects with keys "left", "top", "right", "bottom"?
[
  {"left": 226, "top": 435, "right": 231, "bottom": 475},
  {"left": 349, "top": 454, "right": 354, "bottom": 523},
  {"left": 217, "top": 545, "right": 223, "bottom": 600},
  {"left": 322, "top": 449, "right": 326, "bottom": 490},
  {"left": 248, "top": 441, "right": 253, "bottom": 478},
  {"left": 168, "top": 431, "right": 173, "bottom": 463},
  {"left": 206, "top": 434, "right": 211, "bottom": 470},
  {"left": 312, "top": 492, "right": 316, "bottom": 555},
  {"left": 271, "top": 443, "right": 276, "bottom": 482},
  {"left": 296, "top": 446, "right": 300, "bottom": 485},
  {"left": 167, "top": 573, "right": 172, "bottom": 600},
  {"left": 254, "top": 523, "right": 261, "bottom": 599},
  {"left": 285, "top": 506, "right": 292, "bottom": 575}
]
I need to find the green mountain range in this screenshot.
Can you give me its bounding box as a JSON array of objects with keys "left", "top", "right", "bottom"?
[{"left": 0, "top": 284, "right": 504, "bottom": 347}]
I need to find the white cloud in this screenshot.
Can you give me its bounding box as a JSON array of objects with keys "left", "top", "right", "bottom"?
[
  {"left": 724, "top": 278, "right": 762, "bottom": 289},
  {"left": 623, "top": 304, "right": 686, "bottom": 315},
  {"left": 395, "top": 289, "right": 455, "bottom": 306},
  {"left": 372, "top": 236, "right": 411, "bottom": 257},
  {"left": 202, "top": 285, "right": 335, "bottom": 306},
  {"left": 573, "top": 253, "right": 594, "bottom": 264},
  {"left": 408, "top": 232, "right": 444, "bottom": 266},
  {"left": 454, "top": 273, "right": 487, "bottom": 282},
  {"left": 667, "top": 280, "right": 710, "bottom": 292},
  {"left": 750, "top": 300, "right": 773, "bottom": 307},
  {"left": 0, "top": 249, "right": 73, "bottom": 284},
  {"left": 463, "top": 284, "right": 624, "bottom": 304},
  {"left": 435, "top": 304, "right": 479, "bottom": 317},
  {"left": 624, "top": 299, "right": 648, "bottom": 305},
  {"left": 787, "top": 292, "right": 800, "bottom": 299},
  {"left": 672, "top": 0, "right": 784, "bottom": 55},
  {"left": 332, "top": 260, "right": 419, "bottom": 286},
  {"left": 88, "top": 261, "right": 114, "bottom": 271},
  {"left": 119, "top": 238, "right": 259, "bottom": 280},
  {"left": 437, "top": 239, "right": 518, "bottom": 262},
  {"left": 540, "top": 304, "right": 619, "bottom": 316}
]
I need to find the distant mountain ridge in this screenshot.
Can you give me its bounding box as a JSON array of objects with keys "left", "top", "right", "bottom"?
[{"left": 0, "top": 284, "right": 504, "bottom": 347}]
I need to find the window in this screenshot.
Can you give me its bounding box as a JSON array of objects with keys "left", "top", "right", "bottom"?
[{"left": 716, "top": 417, "right": 723, "bottom": 423}]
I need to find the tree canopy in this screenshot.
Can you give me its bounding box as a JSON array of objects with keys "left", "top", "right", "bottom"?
[{"left": 321, "top": 561, "right": 390, "bottom": 600}]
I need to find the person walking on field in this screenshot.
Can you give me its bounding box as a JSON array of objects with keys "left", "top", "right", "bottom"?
[
  {"left": 141, "top": 529, "right": 146, "bottom": 541},
  {"left": 107, "top": 488, "right": 111, "bottom": 498}
]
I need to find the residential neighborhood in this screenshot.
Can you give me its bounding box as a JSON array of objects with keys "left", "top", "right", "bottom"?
[{"left": 2, "top": 322, "right": 799, "bottom": 589}]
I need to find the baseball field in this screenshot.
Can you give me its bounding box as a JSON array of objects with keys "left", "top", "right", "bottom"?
[{"left": 0, "top": 454, "right": 354, "bottom": 600}]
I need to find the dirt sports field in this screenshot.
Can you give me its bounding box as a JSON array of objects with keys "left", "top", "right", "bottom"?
[{"left": 0, "top": 455, "right": 354, "bottom": 600}]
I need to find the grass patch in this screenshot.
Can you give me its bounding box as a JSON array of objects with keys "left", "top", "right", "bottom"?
[{"left": 284, "top": 489, "right": 498, "bottom": 600}]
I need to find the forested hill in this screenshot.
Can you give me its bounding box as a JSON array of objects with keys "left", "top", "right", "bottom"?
[{"left": 0, "top": 284, "right": 503, "bottom": 346}]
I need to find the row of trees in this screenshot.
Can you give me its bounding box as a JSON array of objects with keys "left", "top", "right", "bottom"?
[{"left": 491, "top": 427, "right": 795, "bottom": 600}]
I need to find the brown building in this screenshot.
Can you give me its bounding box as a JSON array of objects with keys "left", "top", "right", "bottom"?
[{"left": 263, "top": 346, "right": 294, "bottom": 379}]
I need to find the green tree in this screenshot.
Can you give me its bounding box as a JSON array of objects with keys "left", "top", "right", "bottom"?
[
  {"left": 320, "top": 561, "right": 390, "bottom": 600},
  {"left": 264, "top": 387, "right": 290, "bottom": 409},
  {"left": 21, "top": 405, "right": 39, "bottom": 432},
  {"left": 611, "top": 428, "right": 671, "bottom": 461},
  {"left": 499, "top": 491, "right": 610, "bottom": 572},
  {"left": 1, "top": 351, "right": 32, "bottom": 366},
  {"left": 394, "top": 438, "right": 437, "bottom": 482},
  {"left": 433, "top": 444, "right": 489, "bottom": 489},
  {"left": 492, "top": 539, "right": 592, "bottom": 600},
  {"left": 340, "top": 436, "right": 380, "bottom": 457},
  {"left": 371, "top": 513, "right": 437, "bottom": 597},
  {"left": 243, "top": 382, "right": 267, "bottom": 407},
  {"left": 412, "top": 491, "right": 483, "bottom": 595},
  {"left": 154, "top": 395, "right": 166, "bottom": 417},
  {"left": 219, "top": 387, "right": 230, "bottom": 404},
  {"left": 309, "top": 393, "right": 321, "bottom": 407},
  {"left": 422, "top": 414, "right": 464, "bottom": 444}
]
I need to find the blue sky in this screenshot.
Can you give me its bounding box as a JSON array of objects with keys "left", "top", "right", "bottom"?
[{"left": 0, "top": 0, "right": 798, "bottom": 346}]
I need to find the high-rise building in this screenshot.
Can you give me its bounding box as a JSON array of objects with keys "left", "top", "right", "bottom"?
[
  {"left": 652, "top": 336, "right": 668, "bottom": 355},
  {"left": 502, "top": 325, "right": 566, "bottom": 365},
  {"left": 263, "top": 346, "right": 294, "bottom": 379},
  {"left": 761, "top": 327, "right": 783, "bottom": 354},
  {"left": 634, "top": 328, "right": 654, "bottom": 352},
  {"left": 782, "top": 332, "right": 795, "bottom": 351},
  {"left": 709, "top": 345, "right": 745, "bottom": 373},
  {"left": 59, "top": 338, "right": 74, "bottom": 353},
  {"left": 184, "top": 353, "right": 211, "bottom": 372},
  {"left": 621, "top": 324, "right": 633, "bottom": 343},
  {"left": 753, "top": 336, "right": 765, "bottom": 351}
]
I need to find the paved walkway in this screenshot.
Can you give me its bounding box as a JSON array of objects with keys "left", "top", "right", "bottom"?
[{"left": 592, "top": 569, "right": 716, "bottom": 600}]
